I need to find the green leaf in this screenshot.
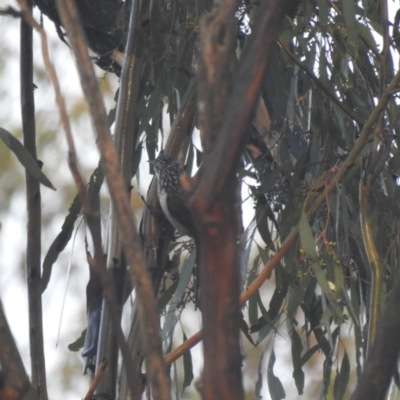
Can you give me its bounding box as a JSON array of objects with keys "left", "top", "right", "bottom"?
[
  {"left": 341, "top": 287, "right": 360, "bottom": 330},
  {"left": 269, "top": 265, "right": 289, "bottom": 319},
  {"left": 41, "top": 194, "right": 82, "bottom": 292},
  {"left": 389, "top": 152, "right": 400, "bottom": 174},
  {"left": 255, "top": 350, "right": 264, "bottom": 399},
  {"left": 68, "top": 329, "right": 86, "bottom": 352},
  {"left": 256, "top": 205, "right": 274, "bottom": 249},
  {"left": 343, "top": 0, "right": 360, "bottom": 52},
  {"left": 87, "top": 163, "right": 105, "bottom": 212},
  {"left": 0, "top": 127, "right": 55, "bottom": 190},
  {"left": 108, "top": 96, "right": 117, "bottom": 127},
  {"left": 267, "top": 349, "right": 286, "bottom": 400},
  {"left": 299, "top": 210, "right": 318, "bottom": 258},
  {"left": 240, "top": 313, "right": 255, "bottom": 345},
  {"left": 300, "top": 345, "right": 320, "bottom": 366},
  {"left": 256, "top": 243, "right": 270, "bottom": 266},
  {"left": 239, "top": 225, "right": 254, "bottom": 286},
  {"left": 254, "top": 314, "right": 281, "bottom": 345},
  {"left": 333, "top": 350, "right": 350, "bottom": 400},
  {"left": 299, "top": 211, "right": 342, "bottom": 317},
  {"left": 157, "top": 280, "right": 179, "bottom": 312},
  {"left": 286, "top": 285, "right": 304, "bottom": 324},
  {"left": 316, "top": 0, "right": 328, "bottom": 35},
  {"left": 131, "top": 141, "right": 143, "bottom": 180},
  {"left": 161, "top": 250, "right": 196, "bottom": 340},
  {"left": 182, "top": 331, "right": 194, "bottom": 393},
  {"left": 291, "top": 329, "right": 304, "bottom": 395}
]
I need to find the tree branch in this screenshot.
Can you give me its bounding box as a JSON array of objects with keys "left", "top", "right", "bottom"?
[
  {"left": 187, "top": 0, "right": 294, "bottom": 399},
  {"left": 17, "top": 1, "right": 144, "bottom": 397},
  {"left": 20, "top": 1, "right": 48, "bottom": 398},
  {"left": 192, "top": 0, "right": 292, "bottom": 210},
  {"left": 95, "top": 0, "right": 150, "bottom": 396},
  {"left": 350, "top": 270, "right": 400, "bottom": 400},
  {"left": 52, "top": 0, "right": 171, "bottom": 399},
  {"left": 0, "top": 300, "right": 34, "bottom": 400}
]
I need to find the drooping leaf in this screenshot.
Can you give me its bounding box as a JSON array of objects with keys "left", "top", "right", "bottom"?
[
  {"left": 42, "top": 194, "right": 82, "bottom": 292},
  {"left": 316, "top": 0, "right": 328, "bottom": 35},
  {"left": 68, "top": 329, "right": 86, "bottom": 352},
  {"left": 239, "top": 226, "right": 255, "bottom": 288},
  {"left": 182, "top": 331, "right": 194, "bottom": 393},
  {"left": 291, "top": 328, "right": 304, "bottom": 395},
  {"left": 87, "top": 163, "right": 105, "bottom": 212},
  {"left": 299, "top": 211, "right": 342, "bottom": 317},
  {"left": 157, "top": 280, "right": 179, "bottom": 312},
  {"left": 333, "top": 350, "right": 350, "bottom": 400},
  {"left": 0, "top": 127, "right": 55, "bottom": 190},
  {"left": 161, "top": 250, "right": 196, "bottom": 340},
  {"left": 300, "top": 345, "right": 320, "bottom": 366},
  {"left": 255, "top": 349, "right": 265, "bottom": 400},
  {"left": 240, "top": 313, "right": 255, "bottom": 345},
  {"left": 267, "top": 349, "right": 286, "bottom": 400},
  {"left": 343, "top": 0, "right": 360, "bottom": 52},
  {"left": 255, "top": 314, "right": 281, "bottom": 345}
]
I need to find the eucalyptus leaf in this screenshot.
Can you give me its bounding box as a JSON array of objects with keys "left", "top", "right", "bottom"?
[
  {"left": 343, "top": 0, "right": 360, "bottom": 52},
  {"left": 161, "top": 250, "right": 196, "bottom": 340},
  {"left": 0, "top": 127, "right": 55, "bottom": 190},
  {"left": 42, "top": 194, "right": 82, "bottom": 293},
  {"left": 333, "top": 351, "right": 350, "bottom": 400},
  {"left": 268, "top": 349, "right": 286, "bottom": 400},
  {"left": 299, "top": 211, "right": 342, "bottom": 317},
  {"left": 68, "top": 329, "right": 86, "bottom": 352},
  {"left": 182, "top": 331, "right": 194, "bottom": 393},
  {"left": 291, "top": 328, "right": 304, "bottom": 395}
]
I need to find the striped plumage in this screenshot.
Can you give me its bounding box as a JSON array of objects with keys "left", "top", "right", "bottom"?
[{"left": 152, "top": 154, "right": 195, "bottom": 237}]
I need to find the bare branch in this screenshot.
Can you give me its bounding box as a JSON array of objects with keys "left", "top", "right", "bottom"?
[
  {"left": 20, "top": 1, "right": 48, "bottom": 398},
  {"left": 0, "top": 6, "right": 21, "bottom": 17},
  {"left": 83, "top": 359, "right": 108, "bottom": 400},
  {"left": 350, "top": 271, "right": 400, "bottom": 400},
  {"left": 95, "top": 0, "right": 150, "bottom": 396}
]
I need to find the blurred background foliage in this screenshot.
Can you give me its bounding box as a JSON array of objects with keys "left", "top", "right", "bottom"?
[{"left": 1, "top": 0, "right": 400, "bottom": 399}]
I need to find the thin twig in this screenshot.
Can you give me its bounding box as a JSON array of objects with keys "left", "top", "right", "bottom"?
[
  {"left": 83, "top": 359, "right": 108, "bottom": 400},
  {"left": 360, "top": 127, "right": 390, "bottom": 354},
  {"left": 20, "top": 1, "right": 48, "bottom": 398},
  {"left": 0, "top": 6, "right": 21, "bottom": 17},
  {"left": 360, "top": 167, "right": 383, "bottom": 352}
]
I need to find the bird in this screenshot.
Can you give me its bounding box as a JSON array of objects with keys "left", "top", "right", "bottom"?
[{"left": 151, "top": 153, "right": 196, "bottom": 238}]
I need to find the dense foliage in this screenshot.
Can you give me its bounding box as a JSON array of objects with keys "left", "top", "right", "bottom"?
[{"left": 1, "top": 0, "right": 400, "bottom": 399}]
